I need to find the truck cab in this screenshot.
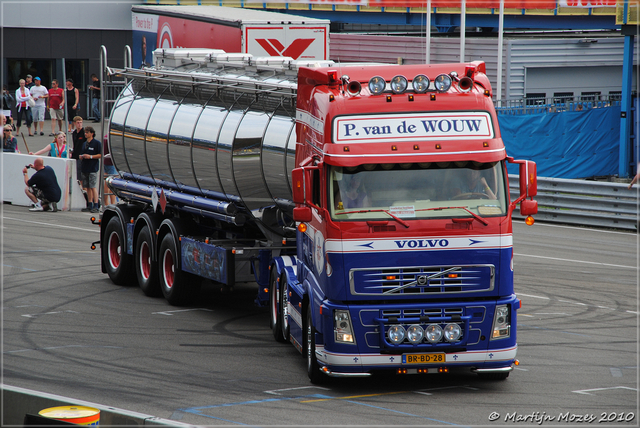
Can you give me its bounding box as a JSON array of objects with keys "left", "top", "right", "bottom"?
[{"left": 281, "top": 62, "right": 537, "bottom": 382}]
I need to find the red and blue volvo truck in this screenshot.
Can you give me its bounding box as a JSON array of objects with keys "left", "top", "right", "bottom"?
[{"left": 99, "top": 48, "right": 538, "bottom": 383}]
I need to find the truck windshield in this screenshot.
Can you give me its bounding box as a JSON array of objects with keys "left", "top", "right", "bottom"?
[{"left": 329, "top": 161, "right": 507, "bottom": 222}]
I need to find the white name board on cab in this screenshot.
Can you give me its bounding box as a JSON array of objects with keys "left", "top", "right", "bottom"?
[{"left": 333, "top": 112, "right": 494, "bottom": 144}]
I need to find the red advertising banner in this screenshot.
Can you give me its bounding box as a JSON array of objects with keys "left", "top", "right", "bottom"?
[{"left": 156, "top": 16, "right": 242, "bottom": 52}]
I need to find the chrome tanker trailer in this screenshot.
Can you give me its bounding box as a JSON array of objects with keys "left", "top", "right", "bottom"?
[
  {"left": 100, "top": 48, "right": 538, "bottom": 382},
  {"left": 102, "top": 49, "right": 325, "bottom": 304}
]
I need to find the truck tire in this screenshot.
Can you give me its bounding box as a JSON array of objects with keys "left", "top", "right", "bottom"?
[
  {"left": 270, "top": 268, "right": 286, "bottom": 342},
  {"left": 135, "top": 226, "right": 160, "bottom": 297},
  {"left": 103, "top": 216, "right": 133, "bottom": 285},
  {"left": 305, "top": 304, "right": 326, "bottom": 384},
  {"left": 158, "top": 232, "right": 197, "bottom": 306},
  {"left": 279, "top": 273, "right": 290, "bottom": 342}
]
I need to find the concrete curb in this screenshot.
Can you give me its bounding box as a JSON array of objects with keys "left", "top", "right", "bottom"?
[{"left": 1, "top": 384, "right": 200, "bottom": 427}]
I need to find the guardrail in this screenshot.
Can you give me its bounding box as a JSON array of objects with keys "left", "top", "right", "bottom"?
[{"left": 509, "top": 175, "right": 638, "bottom": 231}]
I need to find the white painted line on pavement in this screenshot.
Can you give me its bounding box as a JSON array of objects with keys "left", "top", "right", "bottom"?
[
  {"left": 3, "top": 216, "right": 98, "bottom": 233},
  {"left": 514, "top": 253, "right": 636, "bottom": 269}
]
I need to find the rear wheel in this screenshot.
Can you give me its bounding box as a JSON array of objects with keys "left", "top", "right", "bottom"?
[
  {"left": 103, "top": 216, "right": 133, "bottom": 285},
  {"left": 135, "top": 226, "right": 160, "bottom": 297},
  {"left": 158, "top": 232, "right": 198, "bottom": 306},
  {"left": 305, "top": 304, "right": 326, "bottom": 384},
  {"left": 269, "top": 268, "right": 286, "bottom": 342}
]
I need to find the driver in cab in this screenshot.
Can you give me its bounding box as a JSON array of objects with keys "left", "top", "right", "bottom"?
[{"left": 451, "top": 168, "right": 497, "bottom": 200}]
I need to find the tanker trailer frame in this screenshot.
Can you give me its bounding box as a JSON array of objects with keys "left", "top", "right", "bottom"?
[{"left": 98, "top": 48, "right": 538, "bottom": 383}]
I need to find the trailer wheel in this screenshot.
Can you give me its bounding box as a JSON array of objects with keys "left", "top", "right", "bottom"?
[
  {"left": 103, "top": 216, "right": 133, "bottom": 285},
  {"left": 159, "top": 233, "right": 197, "bottom": 306},
  {"left": 269, "top": 268, "right": 286, "bottom": 342},
  {"left": 135, "top": 226, "right": 160, "bottom": 297},
  {"left": 279, "top": 273, "right": 290, "bottom": 342},
  {"left": 305, "top": 304, "right": 325, "bottom": 385}
]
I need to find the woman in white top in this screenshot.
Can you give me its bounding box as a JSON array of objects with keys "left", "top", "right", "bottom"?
[{"left": 15, "top": 79, "right": 33, "bottom": 136}]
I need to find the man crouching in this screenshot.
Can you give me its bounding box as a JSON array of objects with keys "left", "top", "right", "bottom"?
[{"left": 23, "top": 157, "right": 61, "bottom": 212}]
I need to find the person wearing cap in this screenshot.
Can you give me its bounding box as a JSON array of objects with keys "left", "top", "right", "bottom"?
[{"left": 30, "top": 77, "right": 49, "bottom": 136}]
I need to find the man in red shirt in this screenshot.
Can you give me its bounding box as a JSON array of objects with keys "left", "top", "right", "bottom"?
[{"left": 48, "top": 79, "right": 64, "bottom": 135}]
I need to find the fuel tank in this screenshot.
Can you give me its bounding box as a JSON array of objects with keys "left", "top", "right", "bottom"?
[{"left": 108, "top": 50, "right": 328, "bottom": 233}]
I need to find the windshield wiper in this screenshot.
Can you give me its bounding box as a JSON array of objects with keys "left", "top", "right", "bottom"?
[
  {"left": 336, "top": 209, "right": 410, "bottom": 228},
  {"left": 415, "top": 206, "right": 488, "bottom": 226}
]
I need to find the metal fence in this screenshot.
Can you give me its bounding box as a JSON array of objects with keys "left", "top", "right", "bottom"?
[
  {"left": 509, "top": 175, "right": 638, "bottom": 231},
  {"left": 496, "top": 96, "right": 622, "bottom": 115}
]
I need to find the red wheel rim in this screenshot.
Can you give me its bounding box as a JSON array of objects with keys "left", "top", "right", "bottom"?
[
  {"left": 163, "top": 249, "right": 174, "bottom": 288},
  {"left": 108, "top": 231, "right": 121, "bottom": 269},
  {"left": 140, "top": 242, "right": 150, "bottom": 280}
]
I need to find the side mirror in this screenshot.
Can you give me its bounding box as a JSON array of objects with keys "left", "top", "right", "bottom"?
[
  {"left": 293, "top": 206, "right": 312, "bottom": 222},
  {"left": 520, "top": 199, "right": 538, "bottom": 216},
  {"left": 519, "top": 160, "right": 537, "bottom": 198}
]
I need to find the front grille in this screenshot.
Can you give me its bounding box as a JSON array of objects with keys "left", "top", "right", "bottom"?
[{"left": 350, "top": 265, "right": 494, "bottom": 296}]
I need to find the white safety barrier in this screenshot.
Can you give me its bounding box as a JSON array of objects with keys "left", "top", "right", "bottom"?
[
  {"left": 510, "top": 175, "right": 639, "bottom": 231},
  {"left": 1, "top": 153, "right": 86, "bottom": 211}
]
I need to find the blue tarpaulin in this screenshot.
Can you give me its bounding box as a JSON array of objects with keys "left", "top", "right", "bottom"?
[{"left": 500, "top": 106, "right": 621, "bottom": 179}]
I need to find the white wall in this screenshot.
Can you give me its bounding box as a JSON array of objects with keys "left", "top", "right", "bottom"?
[
  {"left": 1, "top": 0, "right": 140, "bottom": 30},
  {"left": 1, "top": 153, "right": 86, "bottom": 210}
]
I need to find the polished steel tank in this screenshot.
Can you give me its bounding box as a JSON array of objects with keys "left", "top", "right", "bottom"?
[{"left": 108, "top": 49, "right": 332, "bottom": 236}]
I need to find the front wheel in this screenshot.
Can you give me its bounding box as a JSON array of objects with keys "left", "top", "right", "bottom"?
[
  {"left": 305, "top": 304, "right": 326, "bottom": 384},
  {"left": 103, "top": 216, "right": 133, "bottom": 285},
  {"left": 269, "top": 267, "right": 286, "bottom": 342},
  {"left": 135, "top": 226, "right": 160, "bottom": 297},
  {"left": 158, "top": 232, "right": 198, "bottom": 306}
]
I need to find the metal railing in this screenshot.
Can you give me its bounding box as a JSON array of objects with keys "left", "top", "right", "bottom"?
[
  {"left": 509, "top": 175, "right": 638, "bottom": 231},
  {"left": 496, "top": 96, "right": 622, "bottom": 115}
]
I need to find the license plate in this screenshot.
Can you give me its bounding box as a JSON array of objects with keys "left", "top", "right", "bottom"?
[{"left": 402, "top": 353, "right": 445, "bottom": 364}]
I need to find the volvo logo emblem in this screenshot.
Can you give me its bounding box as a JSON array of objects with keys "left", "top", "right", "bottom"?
[{"left": 417, "top": 275, "right": 428, "bottom": 285}]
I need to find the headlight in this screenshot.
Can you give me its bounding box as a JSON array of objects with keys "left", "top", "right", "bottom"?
[
  {"left": 412, "top": 74, "right": 430, "bottom": 93},
  {"left": 443, "top": 323, "right": 462, "bottom": 342},
  {"left": 334, "top": 310, "right": 355, "bottom": 343},
  {"left": 388, "top": 325, "right": 406, "bottom": 344},
  {"left": 368, "top": 76, "right": 386, "bottom": 95},
  {"left": 390, "top": 75, "right": 408, "bottom": 94},
  {"left": 406, "top": 325, "right": 424, "bottom": 344},
  {"left": 491, "top": 305, "right": 511, "bottom": 340},
  {"left": 425, "top": 324, "right": 443, "bottom": 343},
  {"left": 434, "top": 74, "right": 452, "bottom": 92}
]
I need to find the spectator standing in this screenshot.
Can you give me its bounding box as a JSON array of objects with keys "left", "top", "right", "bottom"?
[
  {"left": 2, "top": 85, "right": 14, "bottom": 124},
  {"left": 65, "top": 79, "right": 80, "bottom": 132},
  {"left": 70, "top": 116, "right": 86, "bottom": 181},
  {"left": 3, "top": 124, "right": 17, "bottom": 152},
  {"left": 23, "top": 157, "right": 61, "bottom": 212},
  {"left": 80, "top": 126, "right": 101, "bottom": 213},
  {"left": 48, "top": 79, "right": 65, "bottom": 135},
  {"left": 89, "top": 74, "right": 100, "bottom": 122},
  {"left": 15, "top": 79, "right": 33, "bottom": 136},
  {"left": 30, "top": 77, "right": 49, "bottom": 136},
  {"left": 30, "top": 132, "right": 68, "bottom": 158},
  {"left": 25, "top": 74, "right": 34, "bottom": 90}
]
